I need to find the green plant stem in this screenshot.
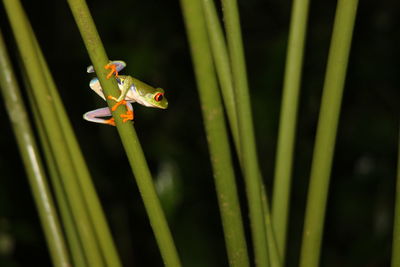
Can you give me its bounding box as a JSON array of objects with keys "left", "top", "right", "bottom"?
[
  {"left": 0, "top": 29, "right": 71, "bottom": 267},
  {"left": 28, "top": 25, "right": 122, "bottom": 267},
  {"left": 271, "top": 0, "right": 310, "bottom": 260},
  {"left": 220, "top": 0, "right": 268, "bottom": 266},
  {"left": 18, "top": 50, "right": 86, "bottom": 266},
  {"left": 299, "top": 0, "right": 359, "bottom": 266},
  {"left": 201, "top": 1, "right": 280, "bottom": 265},
  {"left": 19, "top": 55, "right": 86, "bottom": 267},
  {"left": 3, "top": 1, "right": 105, "bottom": 266},
  {"left": 66, "top": 1, "right": 181, "bottom": 266},
  {"left": 26, "top": 88, "right": 87, "bottom": 267},
  {"left": 201, "top": 0, "right": 239, "bottom": 150},
  {"left": 261, "top": 187, "right": 281, "bottom": 267},
  {"left": 180, "top": 0, "right": 250, "bottom": 266},
  {"left": 391, "top": 126, "right": 400, "bottom": 267}
]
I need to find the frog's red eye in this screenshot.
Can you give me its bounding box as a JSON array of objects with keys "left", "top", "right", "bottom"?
[{"left": 154, "top": 93, "right": 164, "bottom": 102}]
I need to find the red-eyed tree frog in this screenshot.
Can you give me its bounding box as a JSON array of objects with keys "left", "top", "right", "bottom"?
[{"left": 83, "top": 60, "right": 168, "bottom": 126}]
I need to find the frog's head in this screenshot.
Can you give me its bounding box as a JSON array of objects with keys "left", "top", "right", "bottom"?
[{"left": 144, "top": 88, "right": 168, "bottom": 109}]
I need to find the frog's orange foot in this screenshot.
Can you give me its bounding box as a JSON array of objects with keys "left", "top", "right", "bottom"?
[
  {"left": 120, "top": 110, "right": 134, "bottom": 122},
  {"left": 105, "top": 63, "right": 119, "bottom": 79},
  {"left": 104, "top": 117, "right": 116, "bottom": 126},
  {"left": 107, "top": 95, "right": 126, "bottom": 111}
]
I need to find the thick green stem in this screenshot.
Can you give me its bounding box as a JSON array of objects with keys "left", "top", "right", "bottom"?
[
  {"left": 220, "top": 0, "right": 269, "bottom": 266},
  {"left": 180, "top": 0, "right": 250, "bottom": 266},
  {"left": 0, "top": 29, "right": 71, "bottom": 267},
  {"left": 299, "top": 0, "right": 359, "bottom": 266},
  {"left": 66, "top": 1, "right": 181, "bottom": 266},
  {"left": 271, "top": 0, "right": 310, "bottom": 260}
]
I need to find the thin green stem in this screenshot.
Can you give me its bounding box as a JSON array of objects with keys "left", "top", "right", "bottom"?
[
  {"left": 201, "top": 1, "right": 281, "bottom": 265},
  {"left": 0, "top": 29, "right": 71, "bottom": 267},
  {"left": 201, "top": 0, "right": 239, "bottom": 150},
  {"left": 220, "top": 0, "right": 268, "bottom": 266},
  {"left": 180, "top": 0, "right": 249, "bottom": 266},
  {"left": 261, "top": 187, "right": 281, "bottom": 267},
  {"left": 391, "top": 126, "right": 400, "bottom": 267},
  {"left": 299, "top": 0, "right": 359, "bottom": 266},
  {"left": 271, "top": 0, "right": 310, "bottom": 260},
  {"left": 66, "top": 1, "right": 181, "bottom": 266},
  {"left": 3, "top": 0, "right": 105, "bottom": 266}
]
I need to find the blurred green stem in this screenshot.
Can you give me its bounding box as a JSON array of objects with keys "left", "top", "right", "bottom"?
[
  {"left": 391, "top": 126, "right": 400, "bottom": 267},
  {"left": 0, "top": 29, "right": 71, "bottom": 267},
  {"left": 3, "top": 0, "right": 106, "bottom": 265},
  {"left": 26, "top": 87, "right": 87, "bottom": 267},
  {"left": 180, "top": 0, "right": 250, "bottom": 266},
  {"left": 272, "top": 0, "right": 310, "bottom": 260},
  {"left": 66, "top": 1, "right": 181, "bottom": 266},
  {"left": 220, "top": 0, "right": 268, "bottom": 265},
  {"left": 299, "top": 0, "right": 359, "bottom": 266},
  {"left": 30, "top": 26, "right": 122, "bottom": 267}
]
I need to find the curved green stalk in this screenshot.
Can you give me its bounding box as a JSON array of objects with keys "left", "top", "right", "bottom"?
[
  {"left": 0, "top": 29, "right": 71, "bottom": 267},
  {"left": 3, "top": 1, "right": 105, "bottom": 266},
  {"left": 299, "top": 0, "right": 359, "bottom": 266},
  {"left": 220, "top": 0, "right": 268, "bottom": 266},
  {"left": 272, "top": 0, "right": 310, "bottom": 260},
  {"left": 180, "top": 0, "right": 250, "bottom": 266},
  {"left": 392, "top": 126, "right": 400, "bottom": 267},
  {"left": 66, "top": 1, "right": 181, "bottom": 266}
]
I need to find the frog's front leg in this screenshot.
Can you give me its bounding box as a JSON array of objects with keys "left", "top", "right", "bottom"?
[
  {"left": 103, "top": 60, "right": 127, "bottom": 79},
  {"left": 104, "top": 62, "right": 135, "bottom": 123}
]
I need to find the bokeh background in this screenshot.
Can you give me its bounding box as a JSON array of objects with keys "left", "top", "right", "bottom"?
[{"left": 0, "top": 0, "right": 399, "bottom": 266}]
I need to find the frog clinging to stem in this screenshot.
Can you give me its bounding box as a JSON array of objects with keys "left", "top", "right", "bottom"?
[{"left": 84, "top": 60, "right": 168, "bottom": 126}]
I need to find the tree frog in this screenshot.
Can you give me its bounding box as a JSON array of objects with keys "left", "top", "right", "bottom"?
[{"left": 83, "top": 60, "right": 168, "bottom": 126}]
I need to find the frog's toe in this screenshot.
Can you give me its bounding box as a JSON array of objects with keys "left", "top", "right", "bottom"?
[
  {"left": 120, "top": 110, "right": 134, "bottom": 123},
  {"left": 104, "top": 117, "right": 116, "bottom": 126},
  {"left": 107, "top": 95, "right": 127, "bottom": 111},
  {"left": 105, "top": 63, "right": 119, "bottom": 79}
]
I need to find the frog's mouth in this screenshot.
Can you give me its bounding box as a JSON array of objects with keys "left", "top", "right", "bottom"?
[{"left": 152, "top": 101, "right": 168, "bottom": 109}]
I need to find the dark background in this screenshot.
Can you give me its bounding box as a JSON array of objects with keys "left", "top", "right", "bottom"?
[{"left": 0, "top": 0, "right": 399, "bottom": 266}]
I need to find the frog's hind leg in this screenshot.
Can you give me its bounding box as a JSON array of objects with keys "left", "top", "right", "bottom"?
[
  {"left": 83, "top": 102, "right": 134, "bottom": 126},
  {"left": 83, "top": 107, "right": 115, "bottom": 126}
]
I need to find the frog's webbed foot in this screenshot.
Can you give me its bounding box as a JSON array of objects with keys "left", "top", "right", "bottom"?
[
  {"left": 121, "top": 110, "right": 134, "bottom": 122},
  {"left": 105, "top": 63, "right": 119, "bottom": 79},
  {"left": 107, "top": 95, "right": 135, "bottom": 123}
]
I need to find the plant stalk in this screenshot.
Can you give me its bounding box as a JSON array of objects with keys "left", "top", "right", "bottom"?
[
  {"left": 272, "top": 0, "right": 310, "bottom": 260},
  {"left": 299, "top": 0, "right": 359, "bottom": 266}
]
